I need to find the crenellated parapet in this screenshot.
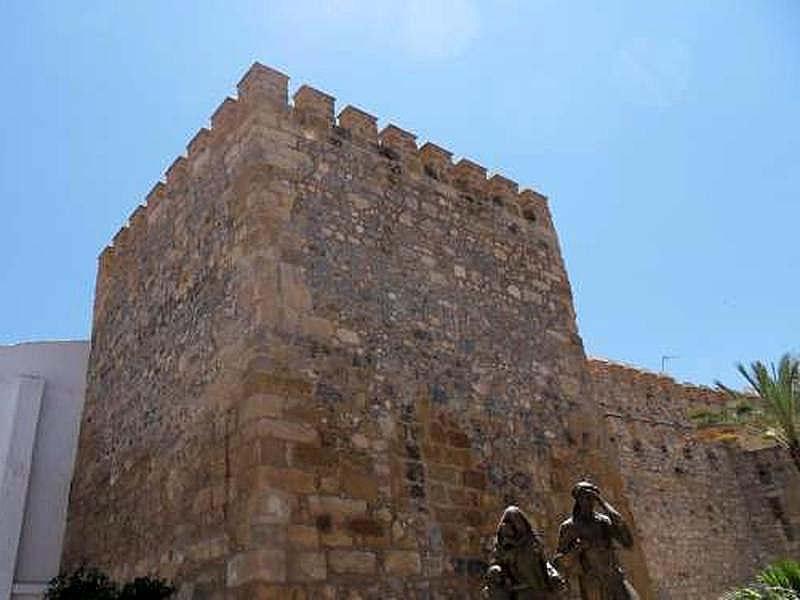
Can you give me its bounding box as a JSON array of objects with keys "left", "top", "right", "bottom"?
[
  {"left": 588, "top": 357, "right": 729, "bottom": 419},
  {"left": 98, "top": 62, "right": 554, "bottom": 291},
  {"left": 588, "top": 357, "right": 708, "bottom": 392}
]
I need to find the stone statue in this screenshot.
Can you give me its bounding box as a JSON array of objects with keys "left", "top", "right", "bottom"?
[
  {"left": 554, "top": 481, "right": 639, "bottom": 600},
  {"left": 484, "top": 506, "right": 565, "bottom": 599}
]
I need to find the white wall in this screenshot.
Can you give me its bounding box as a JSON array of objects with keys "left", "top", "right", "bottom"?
[
  {"left": 0, "top": 377, "right": 44, "bottom": 600},
  {"left": 0, "top": 342, "right": 89, "bottom": 600}
]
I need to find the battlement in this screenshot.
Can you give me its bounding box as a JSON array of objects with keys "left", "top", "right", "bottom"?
[
  {"left": 588, "top": 357, "right": 728, "bottom": 414},
  {"left": 99, "top": 62, "right": 552, "bottom": 275}
]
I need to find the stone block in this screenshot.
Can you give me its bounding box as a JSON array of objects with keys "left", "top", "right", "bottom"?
[
  {"left": 226, "top": 549, "right": 287, "bottom": 586},
  {"left": 287, "top": 525, "right": 319, "bottom": 549},
  {"left": 278, "top": 262, "right": 312, "bottom": 312},
  {"left": 253, "top": 489, "right": 294, "bottom": 525},
  {"left": 487, "top": 174, "right": 519, "bottom": 199},
  {"left": 447, "top": 430, "right": 471, "bottom": 448},
  {"left": 258, "top": 438, "right": 288, "bottom": 467},
  {"left": 289, "top": 551, "right": 327, "bottom": 582},
  {"left": 291, "top": 444, "right": 339, "bottom": 469},
  {"left": 299, "top": 316, "right": 335, "bottom": 340},
  {"left": 327, "top": 550, "right": 376, "bottom": 575},
  {"left": 419, "top": 142, "right": 453, "bottom": 181},
  {"left": 463, "top": 470, "right": 486, "bottom": 490},
  {"left": 452, "top": 158, "right": 487, "bottom": 191},
  {"left": 428, "top": 465, "right": 460, "bottom": 486},
  {"left": 336, "top": 328, "right": 360, "bottom": 345},
  {"left": 256, "top": 466, "right": 317, "bottom": 495},
  {"left": 293, "top": 85, "right": 335, "bottom": 125},
  {"left": 307, "top": 495, "right": 367, "bottom": 521},
  {"left": 320, "top": 528, "right": 353, "bottom": 548},
  {"left": 250, "top": 523, "right": 288, "bottom": 548},
  {"left": 239, "top": 394, "right": 285, "bottom": 424},
  {"left": 384, "top": 550, "right": 422, "bottom": 576},
  {"left": 378, "top": 125, "right": 417, "bottom": 157},
  {"left": 345, "top": 517, "right": 384, "bottom": 537},
  {"left": 341, "top": 465, "right": 379, "bottom": 500},
  {"left": 237, "top": 62, "right": 289, "bottom": 109},
  {"left": 211, "top": 97, "right": 239, "bottom": 132},
  {"left": 338, "top": 105, "right": 378, "bottom": 142},
  {"left": 257, "top": 418, "right": 320, "bottom": 445}
]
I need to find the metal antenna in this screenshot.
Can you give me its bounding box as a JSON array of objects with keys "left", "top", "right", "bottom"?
[{"left": 660, "top": 355, "right": 678, "bottom": 373}]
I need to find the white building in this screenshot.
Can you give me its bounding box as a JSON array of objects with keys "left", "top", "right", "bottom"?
[{"left": 0, "top": 342, "right": 89, "bottom": 600}]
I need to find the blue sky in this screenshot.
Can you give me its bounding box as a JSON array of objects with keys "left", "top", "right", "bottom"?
[{"left": 1, "top": 1, "right": 798, "bottom": 386}]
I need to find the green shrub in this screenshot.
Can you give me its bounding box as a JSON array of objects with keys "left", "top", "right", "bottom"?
[
  {"left": 46, "top": 566, "right": 175, "bottom": 600},
  {"left": 722, "top": 560, "right": 800, "bottom": 599},
  {"left": 758, "top": 561, "right": 800, "bottom": 593},
  {"left": 722, "top": 584, "right": 799, "bottom": 599},
  {"left": 117, "top": 576, "right": 175, "bottom": 600},
  {"left": 45, "top": 566, "right": 117, "bottom": 600}
]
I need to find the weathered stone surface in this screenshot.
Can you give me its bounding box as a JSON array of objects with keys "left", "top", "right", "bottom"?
[
  {"left": 307, "top": 496, "right": 367, "bottom": 521},
  {"left": 590, "top": 359, "right": 800, "bottom": 599},
  {"left": 288, "top": 551, "right": 327, "bottom": 582},
  {"left": 227, "top": 549, "right": 287, "bottom": 586},
  {"left": 384, "top": 550, "right": 422, "bottom": 576},
  {"left": 239, "top": 393, "right": 285, "bottom": 423},
  {"left": 340, "top": 465, "right": 379, "bottom": 500},
  {"left": 287, "top": 525, "right": 319, "bottom": 549},
  {"left": 328, "top": 550, "right": 376, "bottom": 575},
  {"left": 254, "top": 489, "right": 294, "bottom": 525}
]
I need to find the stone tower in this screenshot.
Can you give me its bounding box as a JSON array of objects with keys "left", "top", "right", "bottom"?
[{"left": 62, "top": 63, "right": 648, "bottom": 598}]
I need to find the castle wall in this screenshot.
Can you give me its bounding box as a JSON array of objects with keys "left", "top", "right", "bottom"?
[
  {"left": 589, "top": 359, "right": 800, "bottom": 599},
  {"left": 63, "top": 64, "right": 633, "bottom": 599},
  {"left": 64, "top": 62, "right": 799, "bottom": 600}
]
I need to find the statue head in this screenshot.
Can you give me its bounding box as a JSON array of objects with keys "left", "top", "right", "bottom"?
[
  {"left": 571, "top": 480, "right": 600, "bottom": 517},
  {"left": 495, "top": 505, "right": 538, "bottom": 549}
]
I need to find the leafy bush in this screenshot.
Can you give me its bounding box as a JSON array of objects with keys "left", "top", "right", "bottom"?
[
  {"left": 46, "top": 566, "right": 175, "bottom": 600},
  {"left": 45, "top": 566, "right": 117, "bottom": 600},
  {"left": 722, "top": 584, "right": 799, "bottom": 599},
  {"left": 722, "top": 560, "right": 800, "bottom": 599},
  {"left": 118, "top": 577, "right": 175, "bottom": 600},
  {"left": 758, "top": 561, "right": 800, "bottom": 593}
]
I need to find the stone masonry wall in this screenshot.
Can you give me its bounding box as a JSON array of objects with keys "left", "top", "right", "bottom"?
[
  {"left": 589, "top": 359, "right": 800, "bottom": 599},
  {"left": 66, "top": 61, "right": 797, "bottom": 600},
  {"left": 64, "top": 63, "right": 639, "bottom": 599}
]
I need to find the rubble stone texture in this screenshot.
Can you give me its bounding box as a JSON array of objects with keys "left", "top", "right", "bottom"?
[
  {"left": 590, "top": 360, "right": 800, "bottom": 599},
  {"left": 63, "top": 63, "right": 800, "bottom": 599}
]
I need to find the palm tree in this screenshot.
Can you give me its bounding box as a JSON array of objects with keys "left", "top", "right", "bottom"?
[{"left": 713, "top": 354, "right": 800, "bottom": 474}]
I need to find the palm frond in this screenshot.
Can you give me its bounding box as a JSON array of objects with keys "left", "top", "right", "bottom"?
[
  {"left": 709, "top": 355, "right": 800, "bottom": 452},
  {"left": 721, "top": 560, "right": 800, "bottom": 598}
]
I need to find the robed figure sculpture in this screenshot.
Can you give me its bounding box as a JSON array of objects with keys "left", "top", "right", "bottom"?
[
  {"left": 484, "top": 506, "right": 565, "bottom": 599},
  {"left": 555, "top": 481, "right": 639, "bottom": 600}
]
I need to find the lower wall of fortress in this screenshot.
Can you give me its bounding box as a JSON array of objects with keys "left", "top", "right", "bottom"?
[
  {"left": 589, "top": 359, "right": 800, "bottom": 599},
  {"left": 63, "top": 352, "right": 800, "bottom": 599}
]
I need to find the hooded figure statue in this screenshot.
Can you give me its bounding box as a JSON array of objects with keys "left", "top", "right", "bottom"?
[
  {"left": 484, "top": 506, "right": 565, "bottom": 599},
  {"left": 554, "top": 482, "right": 639, "bottom": 600}
]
